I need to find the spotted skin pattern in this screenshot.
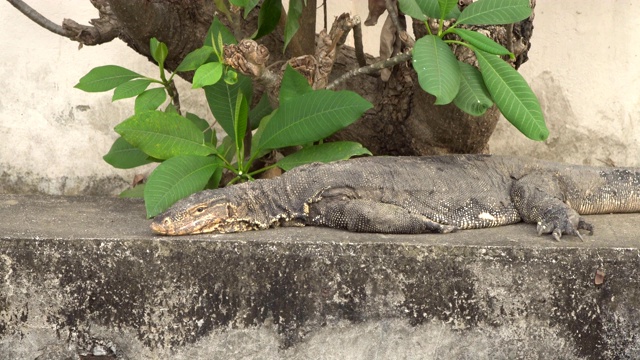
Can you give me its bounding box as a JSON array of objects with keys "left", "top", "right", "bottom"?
[{"left": 151, "top": 155, "right": 640, "bottom": 240}]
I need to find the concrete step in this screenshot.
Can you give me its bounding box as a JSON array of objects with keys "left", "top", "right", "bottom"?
[{"left": 0, "top": 194, "right": 639, "bottom": 359}]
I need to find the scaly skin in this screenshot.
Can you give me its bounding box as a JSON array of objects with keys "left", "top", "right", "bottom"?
[{"left": 151, "top": 155, "right": 640, "bottom": 240}]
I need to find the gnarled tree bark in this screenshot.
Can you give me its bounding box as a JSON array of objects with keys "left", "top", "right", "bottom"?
[{"left": 11, "top": 0, "right": 535, "bottom": 156}]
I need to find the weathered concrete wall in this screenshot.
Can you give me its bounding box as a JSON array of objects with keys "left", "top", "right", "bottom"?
[
  {"left": 1, "top": 1, "right": 639, "bottom": 195},
  {"left": 1, "top": 194, "right": 639, "bottom": 359},
  {"left": 489, "top": 1, "right": 640, "bottom": 167}
]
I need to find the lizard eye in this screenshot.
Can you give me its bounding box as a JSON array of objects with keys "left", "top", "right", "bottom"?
[{"left": 195, "top": 206, "right": 207, "bottom": 213}]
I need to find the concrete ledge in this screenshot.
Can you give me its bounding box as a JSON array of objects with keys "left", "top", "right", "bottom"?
[{"left": 1, "top": 194, "right": 639, "bottom": 359}]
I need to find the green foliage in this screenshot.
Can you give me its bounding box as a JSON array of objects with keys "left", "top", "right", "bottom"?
[
  {"left": 253, "top": 0, "right": 282, "bottom": 40},
  {"left": 449, "top": 28, "right": 514, "bottom": 59},
  {"left": 150, "top": 38, "right": 168, "bottom": 72},
  {"left": 399, "top": 0, "right": 548, "bottom": 140},
  {"left": 119, "top": 184, "right": 145, "bottom": 198},
  {"left": 474, "top": 50, "right": 547, "bottom": 140},
  {"left": 412, "top": 35, "right": 460, "bottom": 105},
  {"left": 204, "top": 74, "right": 253, "bottom": 142},
  {"left": 276, "top": 142, "right": 372, "bottom": 171},
  {"left": 453, "top": 61, "right": 493, "bottom": 116},
  {"left": 284, "top": 0, "right": 305, "bottom": 50},
  {"left": 144, "top": 155, "right": 222, "bottom": 217},
  {"left": 175, "top": 46, "right": 214, "bottom": 72},
  {"left": 115, "top": 111, "right": 215, "bottom": 159},
  {"left": 134, "top": 88, "right": 166, "bottom": 113},
  {"left": 256, "top": 90, "right": 372, "bottom": 151},
  {"left": 279, "top": 65, "right": 312, "bottom": 103},
  {"left": 192, "top": 62, "right": 224, "bottom": 88},
  {"left": 103, "top": 137, "right": 153, "bottom": 169},
  {"left": 112, "top": 79, "right": 151, "bottom": 101},
  {"left": 456, "top": 0, "right": 532, "bottom": 25},
  {"left": 77, "top": 28, "right": 372, "bottom": 218},
  {"left": 74, "top": 65, "right": 141, "bottom": 92},
  {"left": 229, "top": 0, "right": 260, "bottom": 18}
]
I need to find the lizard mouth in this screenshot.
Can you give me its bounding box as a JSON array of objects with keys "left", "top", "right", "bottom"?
[
  {"left": 150, "top": 215, "right": 224, "bottom": 235},
  {"left": 150, "top": 216, "right": 175, "bottom": 235},
  {"left": 150, "top": 220, "right": 170, "bottom": 235}
]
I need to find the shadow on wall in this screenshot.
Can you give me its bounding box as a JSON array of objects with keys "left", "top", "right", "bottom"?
[{"left": 490, "top": 71, "right": 634, "bottom": 167}]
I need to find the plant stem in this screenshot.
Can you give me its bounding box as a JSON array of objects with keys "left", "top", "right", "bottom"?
[
  {"left": 326, "top": 52, "right": 412, "bottom": 90},
  {"left": 425, "top": 21, "right": 432, "bottom": 36},
  {"left": 444, "top": 39, "right": 473, "bottom": 50},
  {"left": 248, "top": 163, "right": 278, "bottom": 177}
]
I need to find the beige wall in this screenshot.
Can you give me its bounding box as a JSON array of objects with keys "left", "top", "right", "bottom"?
[
  {"left": 490, "top": 1, "right": 640, "bottom": 166},
  {"left": 1, "top": 1, "right": 639, "bottom": 195}
]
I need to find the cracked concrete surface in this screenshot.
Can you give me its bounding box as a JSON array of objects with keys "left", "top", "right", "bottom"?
[{"left": 1, "top": 194, "right": 639, "bottom": 359}]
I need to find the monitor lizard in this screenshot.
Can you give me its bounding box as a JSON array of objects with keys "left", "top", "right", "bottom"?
[{"left": 150, "top": 155, "right": 640, "bottom": 240}]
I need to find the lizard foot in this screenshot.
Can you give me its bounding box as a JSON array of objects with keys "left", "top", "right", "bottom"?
[
  {"left": 536, "top": 209, "right": 594, "bottom": 241},
  {"left": 437, "top": 224, "right": 459, "bottom": 234}
]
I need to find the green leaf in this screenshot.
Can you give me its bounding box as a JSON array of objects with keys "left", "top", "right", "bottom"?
[
  {"left": 276, "top": 142, "right": 372, "bottom": 171},
  {"left": 165, "top": 103, "right": 178, "bottom": 114},
  {"left": 399, "top": 0, "right": 458, "bottom": 19},
  {"left": 213, "top": 0, "right": 233, "bottom": 20},
  {"left": 150, "top": 38, "right": 168, "bottom": 70},
  {"left": 112, "top": 79, "right": 152, "bottom": 101},
  {"left": 75, "top": 65, "right": 142, "bottom": 92},
  {"left": 204, "top": 17, "right": 237, "bottom": 61},
  {"left": 233, "top": 92, "right": 249, "bottom": 159},
  {"left": 145, "top": 155, "right": 221, "bottom": 218},
  {"left": 218, "top": 136, "right": 237, "bottom": 164},
  {"left": 280, "top": 65, "right": 312, "bottom": 104},
  {"left": 412, "top": 35, "right": 461, "bottom": 105},
  {"left": 205, "top": 17, "right": 237, "bottom": 46},
  {"left": 192, "top": 62, "right": 224, "bottom": 88},
  {"left": 438, "top": 0, "right": 458, "bottom": 19},
  {"left": 253, "top": 0, "right": 282, "bottom": 39},
  {"left": 203, "top": 74, "right": 252, "bottom": 141},
  {"left": 250, "top": 111, "right": 274, "bottom": 159},
  {"left": 229, "top": 0, "right": 261, "bottom": 18},
  {"left": 450, "top": 28, "right": 514, "bottom": 58},
  {"left": 453, "top": 61, "right": 493, "bottom": 116},
  {"left": 474, "top": 50, "right": 547, "bottom": 140},
  {"left": 445, "top": 6, "right": 461, "bottom": 19},
  {"left": 224, "top": 69, "right": 239, "bottom": 85},
  {"left": 284, "top": 0, "right": 305, "bottom": 50},
  {"left": 134, "top": 88, "right": 167, "bottom": 113},
  {"left": 457, "top": 0, "right": 531, "bottom": 25},
  {"left": 115, "top": 111, "right": 215, "bottom": 159},
  {"left": 119, "top": 184, "right": 145, "bottom": 199},
  {"left": 257, "top": 90, "right": 372, "bottom": 151},
  {"left": 103, "top": 136, "right": 154, "bottom": 169},
  {"left": 248, "top": 93, "right": 274, "bottom": 130},
  {"left": 185, "top": 112, "right": 214, "bottom": 145},
  {"left": 176, "top": 46, "right": 214, "bottom": 72},
  {"left": 398, "top": 0, "right": 428, "bottom": 20},
  {"left": 205, "top": 166, "right": 223, "bottom": 189}
]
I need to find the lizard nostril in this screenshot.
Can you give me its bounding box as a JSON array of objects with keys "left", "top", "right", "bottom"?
[{"left": 163, "top": 218, "right": 171, "bottom": 226}]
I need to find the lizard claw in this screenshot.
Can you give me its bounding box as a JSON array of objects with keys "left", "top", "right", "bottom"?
[{"left": 536, "top": 210, "right": 592, "bottom": 241}]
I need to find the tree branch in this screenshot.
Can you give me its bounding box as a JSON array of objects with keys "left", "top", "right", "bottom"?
[
  {"left": 353, "top": 19, "right": 367, "bottom": 67},
  {"left": 385, "top": 0, "right": 414, "bottom": 47},
  {"left": 8, "top": 0, "right": 120, "bottom": 46},
  {"left": 7, "top": 0, "right": 68, "bottom": 36},
  {"left": 326, "top": 52, "right": 411, "bottom": 90}
]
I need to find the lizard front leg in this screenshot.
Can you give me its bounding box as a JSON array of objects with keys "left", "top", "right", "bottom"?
[
  {"left": 307, "top": 198, "right": 457, "bottom": 234},
  {"left": 511, "top": 173, "right": 594, "bottom": 241}
]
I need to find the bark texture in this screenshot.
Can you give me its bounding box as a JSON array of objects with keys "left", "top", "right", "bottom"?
[{"left": 52, "top": 0, "right": 535, "bottom": 156}]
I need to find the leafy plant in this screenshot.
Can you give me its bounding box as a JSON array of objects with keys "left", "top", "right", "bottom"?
[
  {"left": 75, "top": 19, "right": 372, "bottom": 218},
  {"left": 399, "top": 0, "right": 548, "bottom": 141},
  {"left": 75, "top": 0, "right": 545, "bottom": 218}
]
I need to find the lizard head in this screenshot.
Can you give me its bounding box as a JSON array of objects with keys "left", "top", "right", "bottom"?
[{"left": 150, "top": 190, "right": 257, "bottom": 235}]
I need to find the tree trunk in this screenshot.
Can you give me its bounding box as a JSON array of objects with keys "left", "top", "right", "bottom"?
[{"left": 48, "top": 0, "right": 535, "bottom": 156}]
